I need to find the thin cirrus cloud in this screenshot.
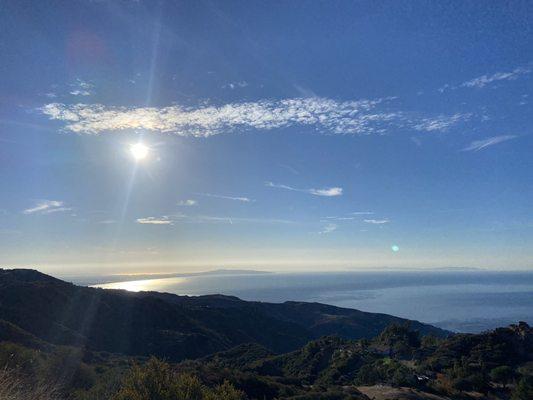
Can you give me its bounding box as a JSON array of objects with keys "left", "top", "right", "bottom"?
[
  {"left": 439, "top": 65, "right": 531, "bottom": 92},
  {"left": 197, "top": 193, "right": 253, "bottom": 202},
  {"left": 137, "top": 213, "right": 292, "bottom": 225},
  {"left": 461, "top": 67, "right": 530, "bottom": 88},
  {"left": 22, "top": 200, "right": 72, "bottom": 215},
  {"left": 364, "top": 219, "right": 390, "bottom": 224},
  {"left": 324, "top": 211, "right": 374, "bottom": 220},
  {"left": 177, "top": 199, "right": 197, "bottom": 206},
  {"left": 265, "top": 182, "right": 343, "bottom": 197},
  {"left": 413, "top": 113, "right": 471, "bottom": 132},
  {"left": 40, "top": 96, "right": 467, "bottom": 137},
  {"left": 319, "top": 223, "right": 338, "bottom": 234},
  {"left": 69, "top": 79, "right": 93, "bottom": 97},
  {"left": 461, "top": 135, "right": 517, "bottom": 152},
  {"left": 178, "top": 214, "right": 293, "bottom": 225},
  {"left": 136, "top": 217, "right": 173, "bottom": 225}
]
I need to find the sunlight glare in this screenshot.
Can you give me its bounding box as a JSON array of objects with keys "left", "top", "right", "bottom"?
[{"left": 130, "top": 143, "right": 149, "bottom": 161}]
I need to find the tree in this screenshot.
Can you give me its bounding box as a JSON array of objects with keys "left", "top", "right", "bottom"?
[
  {"left": 490, "top": 366, "right": 515, "bottom": 388},
  {"left": 512, "top": 376, "right": 533, "bottom": 400}
]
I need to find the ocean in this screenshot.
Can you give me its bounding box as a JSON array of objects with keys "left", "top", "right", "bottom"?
[{"left": 90, "top": 270, "right": 533, "bottom": 333}]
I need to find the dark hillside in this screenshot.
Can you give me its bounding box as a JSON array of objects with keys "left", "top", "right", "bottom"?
[{"left": 0, "top": 268, "right": 448, "bottom": 361}]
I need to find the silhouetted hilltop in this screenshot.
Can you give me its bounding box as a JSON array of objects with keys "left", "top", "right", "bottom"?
[{"left": 0, "top": 268, "right": 447, "bottom": 361}]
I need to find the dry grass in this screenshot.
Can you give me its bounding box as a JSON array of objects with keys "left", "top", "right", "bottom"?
[{"left": 0, "top": 367, "right": 61, "bottom": 400}]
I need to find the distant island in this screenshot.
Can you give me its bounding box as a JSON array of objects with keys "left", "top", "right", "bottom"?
[{"left": 66, "top": 268, "right": 272, "bottom": 286}]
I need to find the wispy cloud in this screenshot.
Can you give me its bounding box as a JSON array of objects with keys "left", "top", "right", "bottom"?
[
  {"left": 223, "top": 81, "right": 248, "bottom": 90},
  {"left": 461, "top": 67, "right": 530, "bottom": 89},
  {"left": 70, "top": 90, "right": 91, "bottom": 96},
  {"left": 324, "top": 211, "right": 374, "bottom": 221},
  {"left": 439, "top": 66, "right": 531, "bottom": 92},
  {"left": 40, "top": 96, "right": 465, "bottom": 137},
  {"left": 177, "top": 199, "right": 197, "bottom": 206},
  {"left": 278, "top": 163, "right": 300, "bottom": 175},
  {"left": 40, "top": 97, "right": 393, "bottom": 136},
  {"left": 197, "top": 193, "right": 253, "bottom": 202},
  {"left": 178, "top": 215, "right": 293, "bottom": 225},
  {"left": 139, "top": 213, "right": 292, "bottom": 225},
  {"left": 266, "top": 182, "right": 343, "bottom": 197},
  {"left": 461, "top": 135, "right": 517, "bottom": 152},
  {"left": 324, "top": 216, "right": 355, "bottom": 221},
  {"left": 23, "top": 200, "right": 71, "bottom": 215},
  {"left": 69, "top": 79, "right": 93, "bottom": 97},
  {"left": 136, "top": 217, "right": 173, "bottom": 225},
  {"left": 319, "top": 223, "right": 338, "bottom": 234},
  {"left": 413, "top": 113, "right": 471, "bottom": 132},
  {"left": 364, "top": 219, "right": 389, "bottom": 224}
]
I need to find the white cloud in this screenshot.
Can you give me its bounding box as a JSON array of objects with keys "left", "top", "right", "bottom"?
[
  {"left": 324, "top": 211, "right": 374, "bottom": 221},
  {"left": 461, "top": 67, "right": 530, "bottom": 88},
  {"left": 180, "top": 215, "right": 293, "bottom": 224},
  {"left": 223, "top": 81, "right": 248, "bottom": 90},
  {"left": 319, "top": 223, "right": 338, "bottom": 234},
  {"left": 23, "top": 200, "right": 71, "bottom": 215},
  {"left": 39, "top": 97, "right": 411, "bottom": 136},
  {"left": 40, "top": 93, "right": 476, "bottom": 137},
  {"left": 70, "top": 90, "right": 91, "bottom": 97},
  {"left": 413, "top": 113, "right": 471, "bottom": 132},
  {"left": 69, "top": 79, "right": 93, "bottom": 97},
  {"left": 136, "top": 217, "right": 173, "bottom": 225},
  {"left": 141, "top": 213, "right": 292, "bottom": 225},
  {"left": 177, "top": 199, "right": 197, "bottom": 206},
  {"left": 266, "top": 182, "right": 343, "bottom": 197},
  {"left": 324, "top": 216, "right": 355, "bottom": 221},
  {"left": 461, "top": 135, "right": 517, "bottom": 152},
  {"left": 439, "top": 66, "right": 531, "bottom": 92},
  {"left": 41, "top": 207, "right": 73, "bottom": 214},
  {"left": 197, "top": 193, "right": 252, "bottom": 202},
  {"left": 364, "top": 219, "right": 389, "bottom": 224},
  {"left": 309, "top": 187, "right": 343, "bottom": 197}
]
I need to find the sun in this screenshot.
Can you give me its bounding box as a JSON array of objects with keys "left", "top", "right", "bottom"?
[{"left": 130, "top": 143, "right": 149, "bottom": 161}]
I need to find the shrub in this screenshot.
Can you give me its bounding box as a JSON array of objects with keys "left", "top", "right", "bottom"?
[
  {"left": 512, "top": 376, "right": 533, "bottom": 400},
  {"left": 0, "top": 367, "right": 61, "bottom": 400},
  {"left": 113, "top": 357, "right": 245, "bottom": 400}
]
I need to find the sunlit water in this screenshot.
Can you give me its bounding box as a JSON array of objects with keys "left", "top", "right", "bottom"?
[{"left": 91, "top": 271, "right": 533, "bottom": 332}]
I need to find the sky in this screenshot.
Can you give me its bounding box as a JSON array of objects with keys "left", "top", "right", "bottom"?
[{"left": 0, "top": 0, "right": 532, "bottom": 275}]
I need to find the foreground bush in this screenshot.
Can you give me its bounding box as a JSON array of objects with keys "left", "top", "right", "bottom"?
[
  {"left": 113, "top": 357, "right": 245, "bottom": 400},
  {"left": 0, "top": 367, "right": 61, "bottom": 400}
]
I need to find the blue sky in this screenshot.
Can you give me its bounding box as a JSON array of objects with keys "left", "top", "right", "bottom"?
[{"left": 1, "top": 1, "right": 532, "bottom": 274}]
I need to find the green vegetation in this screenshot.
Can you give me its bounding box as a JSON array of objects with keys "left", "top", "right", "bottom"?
[
  {"left": 1, "top": 320, "right": 532, "bottom": 399},
  {"left": 113, "top": 358, "right": 244, "bottom": 400},
  {"left": 1, "top": 270, "right": 532, "bottom": 399}
]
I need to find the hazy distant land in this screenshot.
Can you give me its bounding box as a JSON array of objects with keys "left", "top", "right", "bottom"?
[{"left": 80, "top": 269, "right": 533, "bottom": 333}]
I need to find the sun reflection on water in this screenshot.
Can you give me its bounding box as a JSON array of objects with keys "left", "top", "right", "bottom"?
[{"left": 93, "top": 277, "right": 186, "bottom": 292}]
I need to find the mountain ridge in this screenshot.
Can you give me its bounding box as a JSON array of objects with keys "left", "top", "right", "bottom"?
[{"left": 0, "top": 268, "right": 448, "bottom": 361}]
